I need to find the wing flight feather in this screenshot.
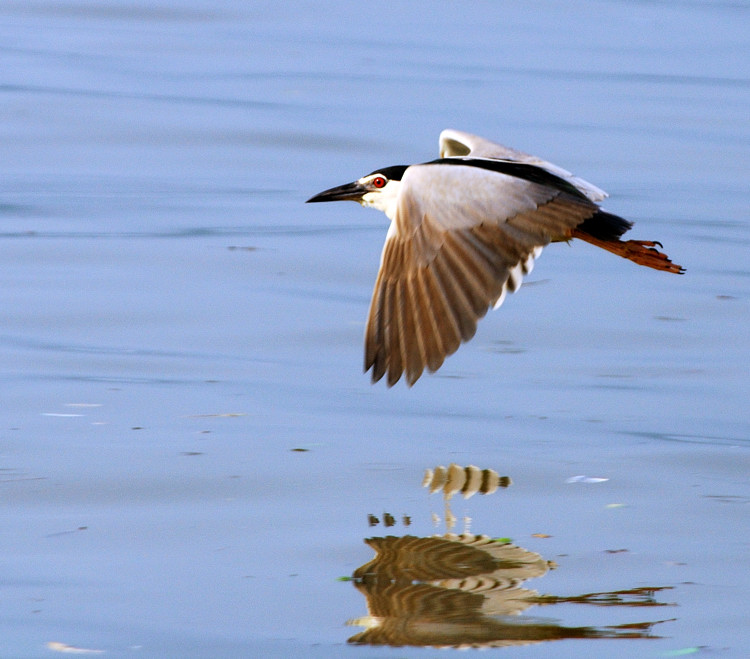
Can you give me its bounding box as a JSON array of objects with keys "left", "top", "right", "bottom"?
[{"left": 364, "top": 163, "right": 601, "bottom": 385}]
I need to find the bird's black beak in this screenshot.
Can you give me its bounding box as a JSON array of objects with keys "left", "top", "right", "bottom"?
[{"left": 306, "top": 181, "right": 366, "bottom": 203}]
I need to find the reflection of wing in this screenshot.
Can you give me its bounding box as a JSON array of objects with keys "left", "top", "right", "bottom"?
[
  {"left": 439, "top": 129, "right": 608, "bottom": 202},
  {"left": 423, "top": 464, "right": 510, "bottom": 499},
  {"left": 349, "top": 534, "right": 557, "bottom": 648},
  {"left": 365, "top": 163, "right": 602, "bottom": 386}
]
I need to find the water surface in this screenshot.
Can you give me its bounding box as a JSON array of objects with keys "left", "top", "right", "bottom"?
[{"left": 1, "top": 1, "right": 748, "bottom": 657}]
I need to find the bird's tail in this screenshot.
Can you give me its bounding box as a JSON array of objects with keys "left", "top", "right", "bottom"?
[{"left": 572, "top": 228, "right": 685, "bottom": 274}]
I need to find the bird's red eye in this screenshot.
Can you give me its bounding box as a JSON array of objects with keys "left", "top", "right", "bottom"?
[{"left": 372, "top": 176, "right": 386, "bottom": 188}]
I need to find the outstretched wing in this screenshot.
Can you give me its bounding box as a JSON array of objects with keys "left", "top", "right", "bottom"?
[
  {"left": 439, "top": 129, "right": 608, "bottom": 203},
  {"left": 364, "top": 162, "right": 602, "bottom": 386}
]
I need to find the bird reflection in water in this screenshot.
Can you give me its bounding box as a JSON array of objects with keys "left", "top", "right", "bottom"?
[
  {"left": 423, "top": 463, "right": 511, "bottom": 530},
  {"left": 348, "top": 464, "right": 674, "bottom": 649}
]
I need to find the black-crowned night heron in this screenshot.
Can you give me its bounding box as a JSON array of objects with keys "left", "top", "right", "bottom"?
[{"left": 307, "top": 129, "right": 684, "bottom": 387}]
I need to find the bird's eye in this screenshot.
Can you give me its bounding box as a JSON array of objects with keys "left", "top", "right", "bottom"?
[{"left": 371, "top": 176, "right": 386, "bottom": 189}]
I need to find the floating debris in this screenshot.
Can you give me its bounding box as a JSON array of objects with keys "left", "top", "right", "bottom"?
[
  {"left": 42, "top": 413, "right": 84, "bottom": 418},
  {"left": 187, "top": 413, "right": 247, "bottom": 418},
  {"left": 660, "top": 648, "right": 704, "bottom": 657},
  {"left": 45, "top": 527, "right": 88, "bottom": 538},
  {"left": 566, "top": 475, "right": 609, "bottom": 484},
  {"left": 46, "top": 642, "right": 104, "bottom": 654}
]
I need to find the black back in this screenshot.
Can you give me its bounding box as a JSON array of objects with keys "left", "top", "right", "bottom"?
[{"left": 422, "top": 157, "right": 592, "bottom": 200}]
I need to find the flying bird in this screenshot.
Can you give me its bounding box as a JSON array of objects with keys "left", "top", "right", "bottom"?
[{"left": 307, "top": 129, "right": 684, "bottom": 387}]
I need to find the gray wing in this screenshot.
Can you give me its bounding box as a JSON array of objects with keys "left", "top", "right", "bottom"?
[
  {"left": 364, "top": 163, "right": 601, "bottom": 386},
  {"left": 439, "top": 129, "right": 608, "bottom": 203}
]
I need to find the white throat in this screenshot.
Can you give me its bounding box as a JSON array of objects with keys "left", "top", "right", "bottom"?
[{"left": 359, "top": 180, "right": 401, "bottom": 220}]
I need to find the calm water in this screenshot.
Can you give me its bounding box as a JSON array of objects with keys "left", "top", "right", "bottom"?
[{"left": 1, "top": 1, "right": 749, "bottom": 657}]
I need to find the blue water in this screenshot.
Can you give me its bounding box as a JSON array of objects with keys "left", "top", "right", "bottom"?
[{"left": 1, "top": 1, "right": 748, "bottom": 657}]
